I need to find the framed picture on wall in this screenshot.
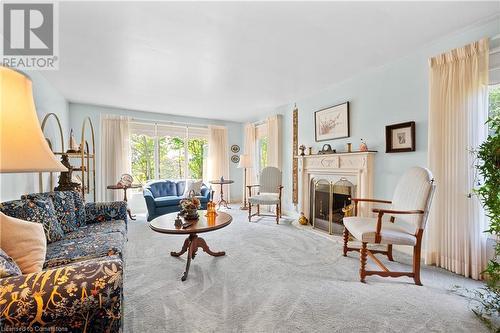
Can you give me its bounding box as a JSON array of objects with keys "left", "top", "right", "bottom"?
[
  {"left": 314, "top": 102, "right": 350, "bottom": 141},
  {"left": 385, "top": 121, "right": 416, "bottom": 153}
]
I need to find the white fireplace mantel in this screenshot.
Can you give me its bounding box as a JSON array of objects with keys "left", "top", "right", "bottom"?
[{"left": 298, "top": 152, "right": 376, "bottom": 219}]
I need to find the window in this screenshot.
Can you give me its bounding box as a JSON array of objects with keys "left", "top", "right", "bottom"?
[
  {"left": 255, "top": 123, "right": 268, "bottom": 173},
  {"left": 130, "top": 122, "right": 208, "bottom": 184}
]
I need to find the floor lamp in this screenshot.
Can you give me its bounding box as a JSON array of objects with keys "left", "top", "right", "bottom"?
[
  {"left": 237, "top": 154, "right": 252, "bottom": 210},
  {"left": 0, "top": 66, "right": 67, "bottom": 223}
]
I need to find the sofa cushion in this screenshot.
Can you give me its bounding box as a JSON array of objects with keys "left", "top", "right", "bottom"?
[
  {"left": 44, "top": 232, "right": 125, "bottom": 269},
  {"left": 154, "top": 196, "right": 182, "bottom": 207},
  {"left": 176, "top": 180, "right": 186, "bottom": 197},
  {"left": 0, "top": 248, "right": 22, "bottom": 278},
  {"left": 148, "top": 180, "right": 178, "bottom": 197},
  {"left": 24, "top": 192, "right": 79, "bottom": 234},
  {"left": 64, "top": 220, "right": 127, "bottom": 240},
  {"left": 1, "top": 198, "right": 65, "bottom": 243},
  {"left": 71, "top": 191, "right": 86, "bottom": 227},
  {"left": 0, "top": 213, "right": 47, "bottom": 273}
]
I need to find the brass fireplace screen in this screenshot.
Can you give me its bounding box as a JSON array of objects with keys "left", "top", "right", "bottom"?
[{"left": 310, "top": 177, "right": 356, "bottom": 234}]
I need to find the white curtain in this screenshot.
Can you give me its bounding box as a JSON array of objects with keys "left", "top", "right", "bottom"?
[
  {"left": 425, "top": 39, "right": 489, "bottom": 280},
  {"left": 267, "top": 114, "right": 283, "bottom": 171},
  {"left": 99, "top": 115, "right": 131, "bottom": 202},
  {"left": 207, "top": 125, "right": 229, "bottom": 202},
  {"left": 243, "top": 123, "right": 257, "bottom": 190}
]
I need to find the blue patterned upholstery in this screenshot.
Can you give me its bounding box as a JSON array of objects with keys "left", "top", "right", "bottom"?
[
  {"left": 0, "top": 249, "right": 22, "bottom": 278},
  {"left": 44, "top": 232, "right": 125, "bottom": 269},
  {"left": 0, "top": 191, "right": 128, "bottom": 332},
  {"left": 24, "top": 192, "right": 79, "bottom": 233},
  {"left": 143, "top": 179, "right": 211, "bottom": 221},
  {"left": 0, "top": 198, "right": 65, "bottom": 243}
]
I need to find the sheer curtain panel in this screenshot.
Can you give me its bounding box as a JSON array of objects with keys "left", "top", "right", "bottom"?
[{"left": 207, "top": 125, "right": 229, "bottom": 202}]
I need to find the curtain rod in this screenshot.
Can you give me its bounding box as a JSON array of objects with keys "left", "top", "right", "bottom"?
[{"left": 129, "top": 117, "right": 208, "bottom": 129}]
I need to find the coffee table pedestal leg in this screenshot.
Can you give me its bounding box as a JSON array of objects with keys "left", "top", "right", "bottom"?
[{"left": 171, "top": 233, "right": 225, "bottom": 281}]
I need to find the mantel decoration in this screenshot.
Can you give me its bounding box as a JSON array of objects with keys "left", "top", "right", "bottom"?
[
  {"left": 314, "top": 102, "right": 350, "bottom": 141},
  {"left": 385, "top": 121, "right": 416, "bottom": 153},
  {"left": 179, "top": 191, "right": 201, "bottom": 220},
  {"left": 318, "top": 144, "right": 336, "bottom": 155}
]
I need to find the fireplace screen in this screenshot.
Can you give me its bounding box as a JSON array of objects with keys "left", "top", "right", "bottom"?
[{"left": 310, "top": 177, "right": 355, "bottom": 234}]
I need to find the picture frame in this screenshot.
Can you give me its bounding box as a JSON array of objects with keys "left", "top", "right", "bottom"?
[
  {"left": 314, "top": 102, "right": 350, "bottom": 142},
  {"left": 230, "top": 145, "right": 240, "bottom": 153},
  {"left": 385, "top": 121, "right": 416, "bottom": 153},
  {"left": 231, "top": 155, "right": 240, "bottom": 163}
]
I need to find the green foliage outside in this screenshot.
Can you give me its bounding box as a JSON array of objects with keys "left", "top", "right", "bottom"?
[
  {"left": 471, "top": 85, "right": 500, "bottom": 331},
  {"left": 259, "top": 137, "right": 268, "bottom": 171},
  {"left": 131, "top": 134, "right": 207, "bottom": 184}
]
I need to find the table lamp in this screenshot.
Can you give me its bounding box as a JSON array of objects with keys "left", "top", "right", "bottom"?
[
  {"left": 237, "top": 154, "right": 252, "bottom": 210},
  {"left": 0, "top": 66, "right": 67, "bottom": 222}
]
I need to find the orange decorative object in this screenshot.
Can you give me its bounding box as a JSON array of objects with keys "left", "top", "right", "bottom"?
[{"left": 205, "top": 200, "right": 218, "bottom": 217}]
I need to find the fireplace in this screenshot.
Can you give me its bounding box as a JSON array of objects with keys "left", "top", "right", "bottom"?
[{"left": 310, "top": 177, "right": 355, "bottom": 234}]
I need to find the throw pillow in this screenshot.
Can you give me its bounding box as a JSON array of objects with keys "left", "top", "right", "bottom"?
[
  {"left": 183, "top": 179, "right": 203, "bottom": 197},
  {"left": 0, "top": 212, "right": 46, "bottom": 273},
  {"left": 71, "top": 191, "right": 86, "bottom": 227},
  {"left": 0, "top": 248, "right": 22, "bottom": 278},
  {"left": 1, "top": 198, "right": 64, "bottom": 243}
]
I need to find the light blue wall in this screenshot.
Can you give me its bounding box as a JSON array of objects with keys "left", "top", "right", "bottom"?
[
  {"left": 0, "top": 71, "right": 69, "bottom": 201},
  {"left": 277, "top": 18, "right": 500, "bottom": 213},
  {"left": 68, "top": 103, "right": 244, "bottom": 202}
]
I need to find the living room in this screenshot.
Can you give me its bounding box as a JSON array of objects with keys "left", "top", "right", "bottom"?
[{"left": 1, "top": 1, "right": 499, "bottom": 332}]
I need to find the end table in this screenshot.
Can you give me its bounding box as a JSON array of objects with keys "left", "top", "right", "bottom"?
[{"left": 107, "top": 184, "right": 142, "bottom": 220}]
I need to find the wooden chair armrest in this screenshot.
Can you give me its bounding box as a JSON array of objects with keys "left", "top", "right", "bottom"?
[
  {"left": 351, "top": 198, "right": 392, "bottom": 204},
  {"left": 246, "top": 185, "right": 260, "bottom": 188},
  {"left": 372, "top": 208, "right": 424, "bottom": 215},
  {"left": 373, "top": 209, "right": 424, "bottom": 243}
]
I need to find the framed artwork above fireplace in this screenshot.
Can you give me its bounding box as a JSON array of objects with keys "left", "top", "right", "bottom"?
[{"left": 314, "top": 102, "right": 350, "bottom": 141}]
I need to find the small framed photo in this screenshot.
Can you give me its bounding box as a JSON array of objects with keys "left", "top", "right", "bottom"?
[
  {"left": 314, "top": 102, "right": 350, "bottom": 142},
  {"left": 385, "top": 121, "right": 416, "bottom": 153}
]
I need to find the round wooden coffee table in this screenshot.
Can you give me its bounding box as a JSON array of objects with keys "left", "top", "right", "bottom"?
[{"left": 149, "top": 211, "right": 232, "bottom": 281}]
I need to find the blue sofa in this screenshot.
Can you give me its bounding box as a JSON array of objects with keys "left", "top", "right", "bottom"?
[{"left": 143, "top": 180, "right": 211, "bottom": 221}]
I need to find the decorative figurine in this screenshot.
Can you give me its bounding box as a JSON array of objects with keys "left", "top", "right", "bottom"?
[
  {"left": 67, "top": 129, "right": 80, "bottom": 153},
  {"left": 174, "top": 214, "right": 183, "bottom": 228},
  {"left": 299, "top": 144, "right": 306, "bottom": 156},
  {"left": 54, "top": 154, "right": 81, "bottom": 192},
  {"left": 359, "top": 139, "right": 368, "bottom": 152},
  {"left": 220, "top": 176, "right": 225, "bottom": 182},
  {"left": 298, "top": 212, "right": 308, "bottom": 225}
]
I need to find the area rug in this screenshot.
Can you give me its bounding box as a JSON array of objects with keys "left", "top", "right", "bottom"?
[{"left": 124, "top": 209, "right": 485, "bottom": 332}]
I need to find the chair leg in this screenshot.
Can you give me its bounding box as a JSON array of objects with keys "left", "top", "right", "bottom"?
[
  {"left": 257, "top": 204, "right": 260, "bottom": 216},
  {"left": 387, "top": 244, "right": 394, "bottom": 261},
  {"left": 343, "top": 227, "right": 349, "bottom": 257},
  {"left": 413, "top": 243, "right": 422, "bottom": 286},
  {"left": 360, "top": 242, "right": 367, "bottom": 283},
  {"left": 276, "top": 204, "right": 279, "bottom": 224},
  {"left": 248, "top": 203, "right": 252, "bottom": 222}
]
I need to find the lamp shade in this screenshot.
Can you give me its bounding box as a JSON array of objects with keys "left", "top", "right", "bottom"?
[
  {"left": 237, "top": 154, "right": 252, "bottom": 169},
  {"left": 0, "top": 66, "right": 66, "bottom": 173}
]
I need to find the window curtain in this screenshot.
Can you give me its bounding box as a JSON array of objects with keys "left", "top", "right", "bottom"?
[
  {"left": 243, "top": 122, "right": 257, "bottom": 190},
  {"left": 425, "top": 39, "right": 489, "bottom": 280},
  {"left": 99, "top": 115, "right": 131, "bottom": 202},
  {"left": 207, "top": 125, "right": 229, "bottom": 202},
  {"left": 267, "top": 114, "right": 282, "bottom": 171}
]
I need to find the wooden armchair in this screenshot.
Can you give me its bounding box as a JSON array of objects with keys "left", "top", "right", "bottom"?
[
  {"left": 247, "top": 167, "right": 283, "bottom": 224},
  {"left": 343, "top": 167, "right": 435, "bottom": 285}
]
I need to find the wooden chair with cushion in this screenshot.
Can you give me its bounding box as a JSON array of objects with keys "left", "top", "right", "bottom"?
[
  {"left": 247, "top": 167, "right": 283, "bottom": 224},
  {"left": 343, "top": 167, "right": 435, "bottom": 285}
]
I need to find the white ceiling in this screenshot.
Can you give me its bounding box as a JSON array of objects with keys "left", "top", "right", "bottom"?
[{"left": 42, "top": 1, "right": 500, "bottom": 122}]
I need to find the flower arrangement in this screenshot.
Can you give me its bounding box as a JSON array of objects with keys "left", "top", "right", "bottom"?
[{"left": 179, "top": 196, "right": 201, "bottom": 211}]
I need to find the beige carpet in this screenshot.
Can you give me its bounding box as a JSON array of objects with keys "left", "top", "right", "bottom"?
[{"left": 124, "top": 209, "right": 486, "bottom": 332}]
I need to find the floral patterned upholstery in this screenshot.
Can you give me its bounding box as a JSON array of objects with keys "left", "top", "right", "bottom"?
[
  {"left": 63, "top": 220, "right": 127, "bottom": 240},
  {"left": 85, "top": 201, "right": 128, "bottom": 225},
  {"left": 0, "top": 249, "right": 22, "bottom": 278},
  {"left": 44, "top": 232, "right": 125, "bottom": 269},
  {"left": 0, "top": 257, "right": 122, "bottom": 332},
  {"left": 0, "top": 192, "right": 128, "bottom": 332},
  {"left": 71, "top": 191, "right": 86, "bottom": 227},
  {"left": 0, "top": 198, "right": 65, "bottom": 243},
  {"left": 24, "top": 192, "right": 79, "bottom": 234}
]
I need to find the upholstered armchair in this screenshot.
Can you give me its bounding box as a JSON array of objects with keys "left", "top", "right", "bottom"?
[
  {"left": 342, "top": 167, "right": 435, "bottom": 285},
  {"left": 247, "top": 167, "right": 283, "bottom": 224}
]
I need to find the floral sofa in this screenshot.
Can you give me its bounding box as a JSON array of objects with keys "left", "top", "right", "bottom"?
[
  {"left": 143, "top": 180, "right": 211, "bottom": 221},
  {"left": 0, "top": 191, "right": 127, "bottom": 332}
]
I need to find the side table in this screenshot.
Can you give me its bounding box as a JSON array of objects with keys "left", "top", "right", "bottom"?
[
  {"left": 209, "top": 180, "right": 234, "bottom": 209},
  {"left": 106, "top": 184, "right": 142, "bottom": 220}
]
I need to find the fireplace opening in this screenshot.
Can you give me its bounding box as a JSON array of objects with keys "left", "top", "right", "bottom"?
[{"left": 310, "top": 177, "right": 355, "bottom": 234}]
